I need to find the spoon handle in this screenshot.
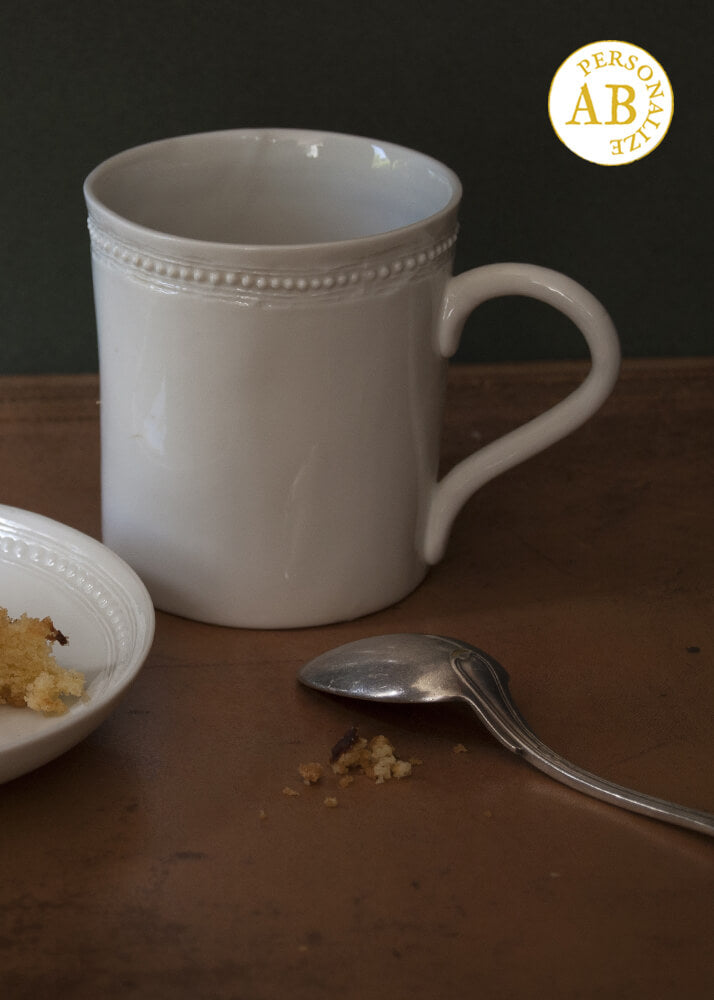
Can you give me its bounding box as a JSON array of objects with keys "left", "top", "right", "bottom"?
[{"left": 451, "top": 647, "right": 714, "bottom": 837}]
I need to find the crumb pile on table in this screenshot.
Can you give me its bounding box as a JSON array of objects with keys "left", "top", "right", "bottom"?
[
  {"left": 275, "top": 727, "right": 418, "bottom": 812},
  {"left": 329, "top": 729, "right": 414, "bottom": 784}
]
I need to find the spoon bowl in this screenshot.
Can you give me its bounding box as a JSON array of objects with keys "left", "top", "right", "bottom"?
[
  {"left": 299, "top": 632, "right": 714, "bottom": 837},
  {"left": 299, "top": 633, "right": 467, "bottom": 704}
]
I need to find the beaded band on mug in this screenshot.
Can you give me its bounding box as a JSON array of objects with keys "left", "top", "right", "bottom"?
[{"left": 87, "top": 216, "right": 459, "bottom": 302}]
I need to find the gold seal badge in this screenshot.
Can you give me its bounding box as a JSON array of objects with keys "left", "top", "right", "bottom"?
[{"left": 548, "top": 41, "right": 674, "bottom": 165}]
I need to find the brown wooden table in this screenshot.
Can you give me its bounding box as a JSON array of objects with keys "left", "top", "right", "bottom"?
[{"left": 1, "top": 360, "right": 713, "bottom": 999}]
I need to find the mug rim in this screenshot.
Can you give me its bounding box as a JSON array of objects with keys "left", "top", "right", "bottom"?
[{"left": 84, "top": 127, "right": 463, "bottom": 258}]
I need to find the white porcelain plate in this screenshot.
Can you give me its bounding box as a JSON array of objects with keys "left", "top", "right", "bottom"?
[{"left": 0, "top": 505, "right": 155, "bottom": 784}]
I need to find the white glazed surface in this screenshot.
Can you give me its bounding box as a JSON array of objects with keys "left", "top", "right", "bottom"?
[
  {"left": 85, "top": 129, "right": 620, "bottom": 628},
  {"left": 0, "top": 505, "right": 155, "bottom": 783}
]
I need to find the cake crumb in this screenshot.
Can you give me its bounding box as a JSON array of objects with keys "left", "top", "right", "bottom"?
[
  {"left": 298, "top": 762, "right": 324, "bottom": 785},
  {"left": 332, "top": 730, "right": 413, "bottom": 783},
  {"left": 287, "top": 729, "right": 417, "bottom": 807},
  {"left": 259, "top": 809, "right": 268, "bottom": 821},
  {"left": 0, "top": 608, "right": 83, "bottom": 715},
  {"left": 453, "top": 743, "right": 468, "bottom": 754}
]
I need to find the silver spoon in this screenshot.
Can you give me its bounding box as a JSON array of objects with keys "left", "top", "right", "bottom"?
[{"left": 299, "top": 633, "right": 714, "bottom": 837}]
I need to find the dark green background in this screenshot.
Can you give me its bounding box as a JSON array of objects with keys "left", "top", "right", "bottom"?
[{"left": 1, "top": 0, "right": 710, "bottom": 373}]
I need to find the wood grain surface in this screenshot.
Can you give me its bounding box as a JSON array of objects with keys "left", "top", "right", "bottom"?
[{"left": 1, "top": 360, "right": 712, "bottom": 999}]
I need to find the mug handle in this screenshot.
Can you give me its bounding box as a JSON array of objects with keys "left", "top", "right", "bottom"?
[{"left": 422, "top": 262, "right": 620, "bottom": 564}]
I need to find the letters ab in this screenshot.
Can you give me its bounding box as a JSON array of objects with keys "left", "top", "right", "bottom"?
[{"left": 548, "top": 41, "right": 674, "bottom": 165}]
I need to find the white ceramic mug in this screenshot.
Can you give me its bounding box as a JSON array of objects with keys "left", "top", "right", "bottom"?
[{"left": 84, "top": 129, "right": 620, "bottom": 628}]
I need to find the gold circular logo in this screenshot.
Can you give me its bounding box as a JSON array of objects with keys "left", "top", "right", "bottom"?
[{"left": 548, "top": 41, "right": 674, "bottom": 165}]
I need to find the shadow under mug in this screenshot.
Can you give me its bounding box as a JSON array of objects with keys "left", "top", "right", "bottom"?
[{"left": 84, "top": 129, "right": 620, "bottom": 628}]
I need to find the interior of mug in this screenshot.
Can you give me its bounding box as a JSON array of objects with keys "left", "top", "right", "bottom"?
[{"left": 86, "top": 130, "right": 459, "bottom": 245}]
